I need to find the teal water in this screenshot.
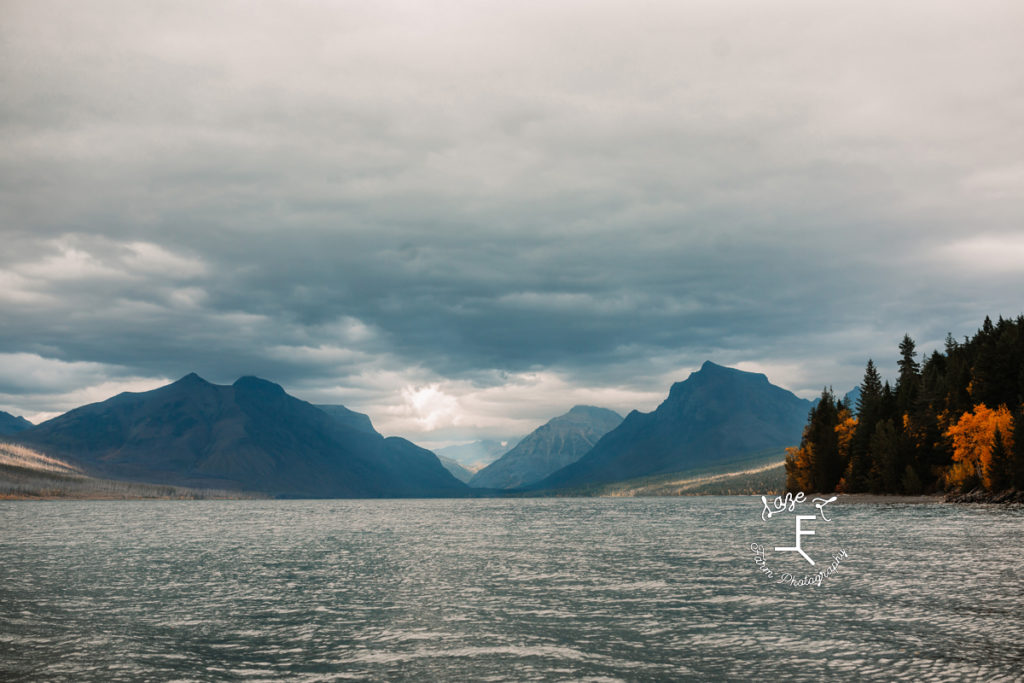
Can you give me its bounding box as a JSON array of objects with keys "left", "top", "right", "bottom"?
[{"left": 1, "top": 498, "right": 1021, "bottom": 681}]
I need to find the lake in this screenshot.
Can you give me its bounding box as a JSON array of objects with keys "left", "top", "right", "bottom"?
[{"left": 1, "top": 497, "right": 1021, "bottom": 681}]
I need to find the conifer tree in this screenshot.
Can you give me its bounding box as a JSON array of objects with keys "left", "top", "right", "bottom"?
[
  {"left": 846, "top": 360, "right": 884, "bottom": 492},
  {"left": 985, "top": 427, "right": 1012, "bottom": 492},
  {"left": 809, "top": 389, "right": 842, "bottom": 492},
  {"left": 857, "top": 359, "right": 883, "bottom": 417},
  {"left": 868, "top": 419, "right": 900, "bottom": 493},
  {"left": 785, "top": 388, "right": 842, "bottom": 493},
  {"left": 896, "top": 334, "right": 920, "bottom": 413}
]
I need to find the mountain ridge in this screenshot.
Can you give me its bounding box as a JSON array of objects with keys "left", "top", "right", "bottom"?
[
  {"left": 15, "top": 374, "right": 468, "bottom": 498},
  {"left": 0, "top": 410, "right": 33, "bottom": 435},
  {"left": 534, "top": 361, "right": 812, "bottom": 490}
]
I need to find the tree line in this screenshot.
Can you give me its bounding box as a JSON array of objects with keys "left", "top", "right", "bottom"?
[{"left": 785, "top": 314, "right": 1024, "bottom": 494}]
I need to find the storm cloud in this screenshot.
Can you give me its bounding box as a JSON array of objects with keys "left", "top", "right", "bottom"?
[{"left": 2, "top": 1, "right": 1023, "bottom": 443}]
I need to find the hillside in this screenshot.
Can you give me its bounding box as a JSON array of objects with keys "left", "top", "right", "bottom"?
[{"left": 0, "top": 442, "right": 253, "bottom": 499}]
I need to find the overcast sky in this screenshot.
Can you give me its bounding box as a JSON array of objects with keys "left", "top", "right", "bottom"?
[{"left": 2, "top": 1, "right": 1022, "bottom": 445}]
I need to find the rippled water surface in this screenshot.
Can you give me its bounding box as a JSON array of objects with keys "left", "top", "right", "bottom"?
[{"left": 1, "top": 498, "right": 1022, "bottom": 681}]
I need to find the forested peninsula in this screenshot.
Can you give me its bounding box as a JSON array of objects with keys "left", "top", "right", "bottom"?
[{"left": 786, "top": 315, "right": 1024, "bottom": 501}]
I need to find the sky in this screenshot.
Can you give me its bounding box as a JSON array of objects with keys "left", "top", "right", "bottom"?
[{"left": 2, "top": 1, "right": 1023, "bottom": 446}]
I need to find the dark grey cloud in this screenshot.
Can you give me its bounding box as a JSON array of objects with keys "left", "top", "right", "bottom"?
[{"left": 2, "top": 1, "right": 1023, "bottom": 437}]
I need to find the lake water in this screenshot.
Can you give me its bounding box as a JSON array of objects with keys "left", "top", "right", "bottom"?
[{"left": 1, "top": 497, "right": 1021, "bottom": 681}]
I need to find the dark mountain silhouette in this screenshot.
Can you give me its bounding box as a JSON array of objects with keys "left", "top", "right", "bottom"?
[
  {"left": 316, "top": 402, "right": 477, "bottom": 483},
  {"left": 315, "top": 404, "right": 379, "bottom": 435},
  {"left": 534, "top": 361, "right": 812, "bottom": 490},
  {"left": 470, "top": 406, "right": 622, "bottom": 489},
  {"left": 0, "top": 411, "right": 33, "bottom": 435},
  {"left": 15, "top": 373, "right": 468, "bottom": 498}
]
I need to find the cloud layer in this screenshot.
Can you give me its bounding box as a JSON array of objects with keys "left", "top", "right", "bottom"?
[{"left": 3, "top": 1, "right": 1023, "bottom": 439}]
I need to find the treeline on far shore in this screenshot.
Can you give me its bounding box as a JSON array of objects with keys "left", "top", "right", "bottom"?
[{"left": 786, "top": 314, "right": 1024, "bottom": 497}]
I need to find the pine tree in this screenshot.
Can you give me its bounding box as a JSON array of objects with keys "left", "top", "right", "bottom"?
[
  {"left": 868, "top": 419, "right": 900, "bottom": 493},
  {"left": 809, "top": 389, "right": 842, "bottom": 492},
  {"left": 847, "top": 360, "right": 884, "bottom": 492},
  {"left": 985, "top": 427, "right": 1012, "bottom": 492},
  {"left": 896, "top": 334, "right": 920, "bottom": 413},
  {"left": 786, "top": 388, "right": 842, "bottom": 493},
  {"left": 856, "top": 359, "right": 883, "bottom": 417}
]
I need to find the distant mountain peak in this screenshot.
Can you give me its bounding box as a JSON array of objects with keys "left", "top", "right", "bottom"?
[
  {"left": 174, "top": 372, "right": 210, "bottom": 385},
  {"left": 568, "top": 404, "right": 612, "bottom": 415},
  {"left": 469, "top": 405, "right": 623, "bottom": 489},
  {"left": 695, "top": 360, "right": 765, "bottom": 379},
  {"left": 562, "top": 405, "right": 622, "bottom": 423},
  {"left": 232, "top": 376, "right": 286, "bottom": 395},
  {"left": 675, "top": 362, "right": 770, "bottom": 394}
]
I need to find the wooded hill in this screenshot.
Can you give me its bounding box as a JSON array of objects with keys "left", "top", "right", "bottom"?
[{"left": 786, "top": 315, "right": 1024, "bottom": 495}]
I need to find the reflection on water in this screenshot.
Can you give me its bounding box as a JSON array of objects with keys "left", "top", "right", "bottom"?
[{"left": 1, "top": 498, "right": 1021, "bottom": 681}]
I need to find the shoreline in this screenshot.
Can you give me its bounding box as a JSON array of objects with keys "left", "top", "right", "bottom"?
[
  {"left": 2, "top": 490, "right": 1020, "bottom": 504},
  {"left": 830, "top": 493, "right": 944, "bottom": 505}
]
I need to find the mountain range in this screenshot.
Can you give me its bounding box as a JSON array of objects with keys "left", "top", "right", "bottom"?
[
  {"left": 6, "top": 361, "right": 815, "bottom": 498},
  {"left": 534, "top": 361, "right": 812, "bottom": 490},
  {"left": 434, "top": 439, "right": 515, "bottom": 469},
  {"left": 13, "top": 374, "right": 467, "bottom": 498},
  {"left": 470, "top": 406, "right": 622, "bottom": 489}
]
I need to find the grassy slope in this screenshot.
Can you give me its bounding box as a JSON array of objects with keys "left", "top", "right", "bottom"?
[
  {"left": 0, "top": 442, "right": 259, "bottom": 500},
  {"left": 532, "top": 449, "right": 788, "bottom": 497}
]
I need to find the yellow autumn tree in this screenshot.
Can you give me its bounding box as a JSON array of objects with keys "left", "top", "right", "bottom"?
[
  {"left": 784, "top": 444, "right": 813, "bottom": 493},
  {"left": 834, "top": 409, "right": 857, "bottom": 492},
  {"left": 836, "top": 409, "right": 857, "bottom": 463},
  {"left": 943, "top": 403, "right": 1014, "bottom": 490}
]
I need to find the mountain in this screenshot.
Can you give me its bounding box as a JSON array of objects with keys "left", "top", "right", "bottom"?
[
  {"left": 470, "top": 406, "right": 623, "bottom": 489},
  {"left": 316, "top": 401, "right": 480, "bottom": 483},
  {"left": 14, "top": 374, "right": 468, "bottom": 498},
  {"left": 0, "top": 411, "right": 33, "bottom": 435},
  {"left": 316, "top": 404, "right": 379, "bottom": 435},
  {"left": 434, "top": 439, "right": 515, "bottom": 469},
  {"left": 436, "top": 454, "right": 475, "bottom": 483},
  {"left": 534, "top": 361, "right": 812, "bottom": 490},
  {"left": 843, "top": 386, "right": 861, "bottom": 412}
]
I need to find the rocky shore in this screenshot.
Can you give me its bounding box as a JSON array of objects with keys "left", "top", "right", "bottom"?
[{"left": 944, "top": 488, "right": 1024, "bottom": 505}]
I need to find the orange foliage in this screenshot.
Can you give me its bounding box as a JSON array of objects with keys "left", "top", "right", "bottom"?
[
  {"left": 784, "top": 444, "right": 813, "bottom": 493},
  {"left": 835, "top": 409, "right": 857, "bottom": 463},
  {"left": 943, "top": 403, "right": 1014, "bottom": 489},
  {"left": 901, "top": 411, "right": 930, "bottom": 454}
]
